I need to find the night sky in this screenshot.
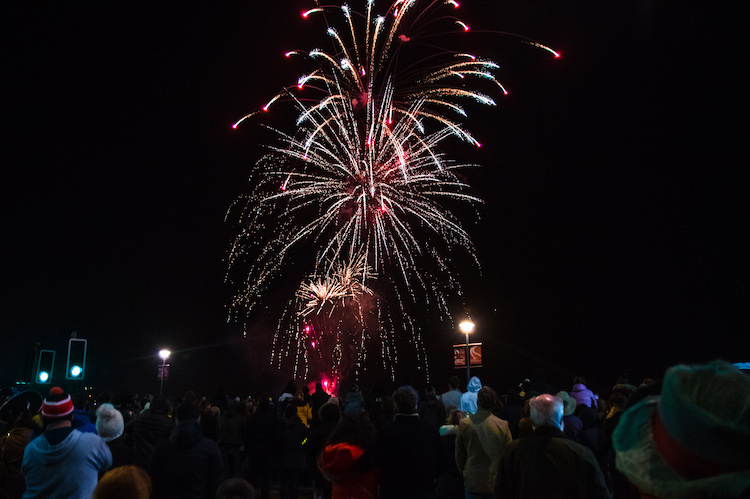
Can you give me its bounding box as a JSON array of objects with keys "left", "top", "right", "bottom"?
[{"left": 3, "top": 1, "right": 747, "bottom": 398}]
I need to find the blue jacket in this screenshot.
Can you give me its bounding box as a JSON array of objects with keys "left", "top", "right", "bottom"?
[
  {"left": 22, "top": 429, "right": 112, "bottom": 499},
  {"left": 460, "top": 377, "right": 482, "bottom": 415}
]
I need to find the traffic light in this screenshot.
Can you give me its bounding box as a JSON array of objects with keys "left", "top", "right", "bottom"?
[
  {"left": 66, "top": 338, "right": 87, "bottom": 380},
  {"left": 36, "top": 349, "right": 56, "bottom": 384}
]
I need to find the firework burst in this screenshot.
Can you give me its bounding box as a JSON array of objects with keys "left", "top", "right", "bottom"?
[{"left": 226, "top": 0, "right": 556, "bottom": 385}]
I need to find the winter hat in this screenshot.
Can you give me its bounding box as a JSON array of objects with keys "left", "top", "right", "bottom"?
[
  {"left": 96, "top": 403, "right": 125, "bottom": 442},
  {"left": 343, "top": 384, "right": 365, "bottom": 416},
  {"left": 41, "top": 387, "right": 74, "bottom": 419},
  {"left": 613, "top": 360, "right": 750, "bottom": 497},
  {"left": 557, "top": 391, "right": 577, "bottom": 416}
]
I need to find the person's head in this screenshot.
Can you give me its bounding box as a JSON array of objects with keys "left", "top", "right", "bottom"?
[
  {"left": 424, "top": 385, "right": 437, "bottom": 401},
  {"left": 71, "top": 393, "right": 87, "bottom": 410},
  {"left": 327, "top": 412, "right": 377, "bottom": 448},
  {"left": 448, "top": 376, "right": 460, "bottom": 390},
  {"left": 93, "top": 465, "right": 152, "bottom": 499},
  {"left": 96, "top": 403, "right": 125, "bottom": 442},
  {"left": 283, "top": 403, "right": 299, "bottom": 420},
  {"left": 41, "top": 387, "right": 74, "bottom": 428},
  {"left": 447, "top": 409, "right": 466, "bottom": 426},
  {"left": 556, "top": 391, "right": 577, "bottom": 416},
  {"left": 283, "top": 380, "right": 297, "bottom": 395},
  {"left": 149, "top": 395, "right": 171, "bottom": 416},
  {"left": 573, "top": 376, "right": 586, "bottom": 385},
  {"left": 174, "top": 401, "right": 200, "bottom": 423},
  {"left": 477, "top": 386, "right": 498, "bottom": 410},
  {"left": 613, "top": 360, "right": 750, "bottom": 497},
  {"left": 467, "top": 376, "right": 482, "bottom": 393},
  {"left": 529, "top": 394, "right": 564, "bottom": 429},
  {"left": 318, "top": 401, "right": 341, "bottom": 424},
  {"left": 392, "top": 387, "right": 418, "bottom": 414},
  {"left": 215, "top": 477, "right": 255, "bottom": 499}
]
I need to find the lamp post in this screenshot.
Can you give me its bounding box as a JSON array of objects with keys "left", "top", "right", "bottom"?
[
  {"left": 459, "top": 320, "right": 475, "bottom": 384},
  {"left": 158, "top": 349, "right": 170, "bottom": 395}
]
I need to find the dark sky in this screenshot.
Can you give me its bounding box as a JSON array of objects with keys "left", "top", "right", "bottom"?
[{"left": 3, "top": 1, "right": 748, "bottom": 397}]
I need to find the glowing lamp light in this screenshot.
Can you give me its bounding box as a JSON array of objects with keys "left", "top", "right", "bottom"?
[
  {"left": 459, "top": 320, "right": 475, "bottom": 334},
  {"left": 70, "top": 365, "right": 82, "bottom": 377},
  {"left": 38, "top": 371, "right": 50, "bottom": 383},
  {"left": 159, "top": 349, "right": 171, "bottom": 360}
]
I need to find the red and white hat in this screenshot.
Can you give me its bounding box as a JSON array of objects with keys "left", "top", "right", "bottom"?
[{"left": 41, "top": 387, "right": 74, "bottom": 418}]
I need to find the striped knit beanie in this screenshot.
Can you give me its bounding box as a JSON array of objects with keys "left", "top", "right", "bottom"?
[{"left": 41, "top": 386, "right": 74, "bottom": 418}]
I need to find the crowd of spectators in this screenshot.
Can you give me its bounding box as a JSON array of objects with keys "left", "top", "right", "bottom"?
[{"left": 0, "top": 360, "right": 748, "bottom": 498}]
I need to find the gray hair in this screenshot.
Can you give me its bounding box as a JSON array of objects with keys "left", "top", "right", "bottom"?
[{"left": 529, "top": 394, "right": 564, "bottom": 429}]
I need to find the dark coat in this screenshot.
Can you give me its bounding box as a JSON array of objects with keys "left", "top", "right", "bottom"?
[
  {"left": 280, "top": 416, "right": 308, "bottom": 470},
  {"left": 376, "top": 414, "right": 444, "bottom": 499},
  {"left": 496, "top": 426, "right": 611, "bottom": 499},
  {"left": 245, "top": 406, "right": 280, "bottom": 469},
  {"left": 149, "top": 419, "right": 224, "bottom": 499},
  {"left": 132, "top": 410, "right": 174, "bottom": 469}
]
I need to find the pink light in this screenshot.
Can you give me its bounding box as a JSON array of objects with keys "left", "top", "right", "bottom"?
[
  {"left": 475, "top": 142, "right": 482, "bottom": 148},
  {"left": 323, "top": 380, "right": 329, "bottom": 387},
  {"left": 304, "top": 325, "right": 310, "bottom": 332},
  {"left": 380, "top": 204, "right": 388, "bottom": 212},
  {"left": 503, "top": 89, "right": 509, "bottom": 95},
  {"left": 553, "top": 51, "right": 562, "bottom": 59},
  {"left": 280, "top": 183, "right": 287, "bottom": 191},
  {"left": 284, "top": 51, "right": 294, "bottom": 58},
  {"left": 231, "top": 123, "right": 238, "bottom": 129},
  {"left": 262, "top": 105, "right": 270, "bottom": 112}
]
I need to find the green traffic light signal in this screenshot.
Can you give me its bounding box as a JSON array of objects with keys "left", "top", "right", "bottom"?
[
  {"left": 66, "top": 338, "right": 87, "bottom": 380},
  {"left": 36, "top": 350, "right": 55, "bottom": 384}
]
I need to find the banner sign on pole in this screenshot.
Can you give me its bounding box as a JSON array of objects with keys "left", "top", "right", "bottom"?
[{"left": 453, "top": 343, "right": 483, "bottom": 368}]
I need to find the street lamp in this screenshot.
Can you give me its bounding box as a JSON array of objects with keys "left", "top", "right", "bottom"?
[
  {"left": 158, "top": 349, "right": 170, "bottom": 395},
  {"left": 459, "top": 320, "right": 475, "bottom": 384}
]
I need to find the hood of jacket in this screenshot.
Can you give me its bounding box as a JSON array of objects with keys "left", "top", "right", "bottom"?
[
  {"left": 26, "top": 428, "right": 84, "bottom": 465},
  {"left": 319, "top": 442, "right": 365, "bottom": 479},
  {"left": 169, "top": 419, "right": 203, "bottom": 449},
  {"left": 467, "top": 376, "right": 482, "bottom": 393}
]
